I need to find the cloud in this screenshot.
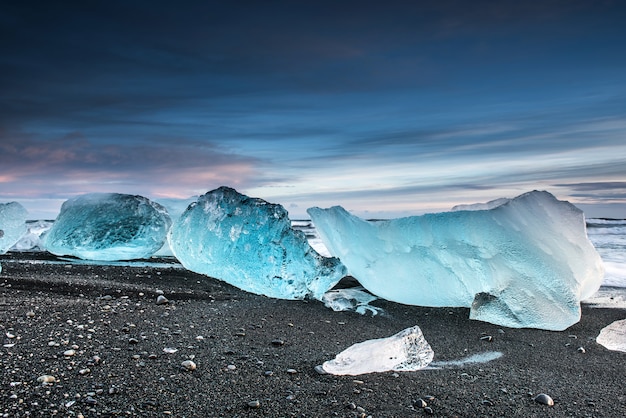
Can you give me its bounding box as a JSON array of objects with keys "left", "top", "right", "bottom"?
[
  {"left": 554, "top": 182, "right": 626, "bottom": 191},
  {"left": 0, "top": 131, "right": 264, "bottom": 199}
]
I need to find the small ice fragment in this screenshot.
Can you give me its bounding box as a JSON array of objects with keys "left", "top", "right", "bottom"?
[
  {"left": 321, "top": 326, "right": 433, "bottom": 375},
  {"left": 596, "top": 319, "right": 626, "bottom": 352},
  {"left": 321, "top": 287, "right": 382, "bottom": 315}
]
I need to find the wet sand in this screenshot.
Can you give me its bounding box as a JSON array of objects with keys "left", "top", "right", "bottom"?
[{"left": 1, "top": 252, "right": 625, "bottom": 417}]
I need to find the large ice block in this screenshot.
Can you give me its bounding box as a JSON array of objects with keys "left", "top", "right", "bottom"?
[
  {"left": 168, "top": 187, "right": 346, "bottom": 300},
  {"left": 308, "top": 191, "right": 604, "bottom": 330},
  {"left": 43, "top": 193, "right": 171, "bottom": 261}
]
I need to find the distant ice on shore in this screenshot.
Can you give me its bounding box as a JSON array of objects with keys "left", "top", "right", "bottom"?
[
  {"left": 0, "top": 202, "right": 28, "bottom": 254},
  {"left": 0, "top": 201, "right": 28, "bottom": 273}
]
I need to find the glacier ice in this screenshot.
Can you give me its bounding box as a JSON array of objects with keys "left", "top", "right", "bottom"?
[
  {"left": 167, "top": 187, "right": 346, "bottom": 300},
  {"left": 596, "top": 319, "right": 626, "bottom": 352},
  {"left": 308, "top": 191, "right": 605, "bottom": 331},
  {"left": 43, "top": 193, "right": 171, "bottom": 261},
  {"left": 320, "top": 326, "right": 434, "bottom": 375},
  {"left": 0, "top": 201, "right": 28, "bottom": 273},
  {"left": 0, "top": 202, "right": 28, "bottom": 254}
]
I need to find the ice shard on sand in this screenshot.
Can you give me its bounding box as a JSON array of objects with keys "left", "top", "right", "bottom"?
[
  {"left": 168, "top": 187, "right": 346, "bottom": 300},
  {"left": 321, "top": 326, "right": 434, "bottom": 375},
  {"left": 43, "top": 193, "right": 171, "bottom": 261},
  {"left": 308, "top": 191, "right": 604, "bottom": 330}
]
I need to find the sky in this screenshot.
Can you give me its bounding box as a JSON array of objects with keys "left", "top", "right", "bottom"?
[{"left": 1, "top": 0, "right": 626, "bottom": 220}]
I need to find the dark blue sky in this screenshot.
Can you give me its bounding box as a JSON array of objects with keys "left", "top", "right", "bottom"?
[{"left": 1, "top": 0, "right": 625, "bottom": 219}]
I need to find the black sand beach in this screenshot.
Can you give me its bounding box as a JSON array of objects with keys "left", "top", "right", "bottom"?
[{"left": 1, "top": 252, "right": 625, "bottom": 417}]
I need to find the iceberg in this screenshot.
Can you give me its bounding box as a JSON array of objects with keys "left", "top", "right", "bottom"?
[
  {"left": 43, "top": 193, "right": 171, "bottom": 261},
  {"left": 0, "top": 201, "right": 28, "bottom": 273},
  {"left": 308, "top": 191, "right": 604, "bottom": 330},
  {"left": 168, "top": 187, "right": 346, "bottom": 300},
  {"left": 320, "top": 326, "right": 434, "bottom": 375}
]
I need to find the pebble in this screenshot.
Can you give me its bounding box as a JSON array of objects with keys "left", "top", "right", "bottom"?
[
  {"left": 26, "top": 311, "right": 35, "bottom": 318},
  {"left": 271, "top": 339, "right": 285, "bottom": 346},
  {"left": 37, "top": 375, "right": 56, "bottom": 383},
  {"left": 181, "top": 360, "right": 196, "bottom": 371},
  {"left": 63, "top": 349, "right": 76, "bottom": 357},
  {"left": 156, "top": 295, "right": 169, "bottom": 305},
  {"left": 163, "top": 347, "right": 178, "bottom": 354},
  {"left": 247, "top": 400, "right": 261, "bottom": 409},
  {"left": 534, "top": 393, "right": 554, "bottom": 406},
  {"left": 577, "top": 346, "right": 586, "bottom": 353},
  {"left": 264, "top": 370, "right": 274, "bottom": 377},
  {"left": 414, "top": 398, "right": 427, "bottom": 408},
  {"left": 480, "top": 335, "right": 493, "bottom": 342},
  {"left": 128, "top": 338, "right": 139, "bottom": 344},
  {"left": 286, "top": 368, "right": 297, "bottom": 374},
  {"left": 226, "top": 364, "right": 236, "bottom": 370},
  {"left": 314, "top": 365, "right": 327, "bottom": 375}
]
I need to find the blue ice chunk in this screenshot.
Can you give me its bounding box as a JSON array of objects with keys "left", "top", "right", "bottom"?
[
  {"left": 308, "top": 191, "right": 605, "bottom": 330},
  {"left": 168, "top": 187, "right": 346, "bottom": 300},
  {"left": 1, "top": 202, "right": 28, "bottom": 273},
  {"left": 0, "top": 202, "right": 28, "bottom": 254},
  {"left": 43, "top": 193, "right": 171, "bottom": 261}
]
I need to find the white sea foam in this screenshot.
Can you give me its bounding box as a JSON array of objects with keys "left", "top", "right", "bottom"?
[
  {"left": 429, "top": 351, "right": 503, "bottom": 368},
  {"left": 587, "top": 218, "right": 626, "bottom": 288}
]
